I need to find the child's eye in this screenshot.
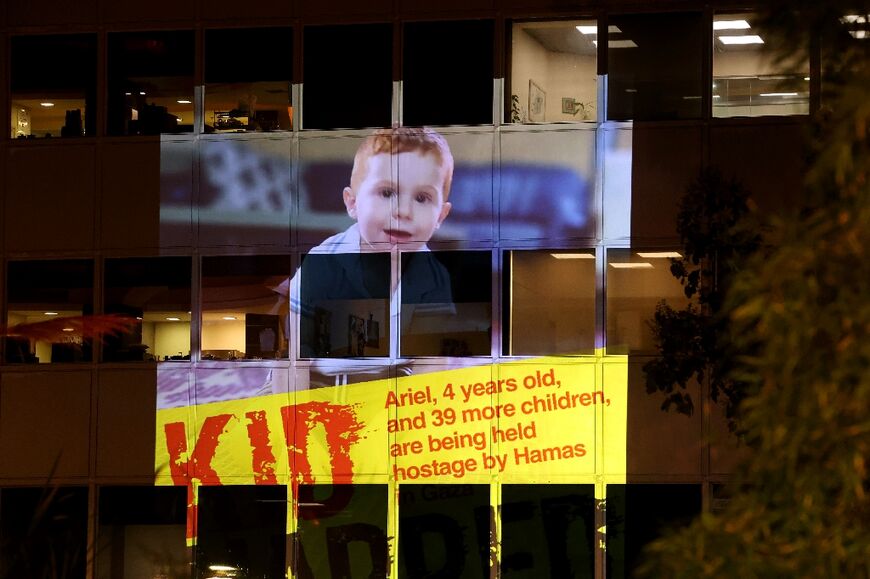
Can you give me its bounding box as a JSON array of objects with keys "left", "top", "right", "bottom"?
[
  {"left": 414, "top": 192, "right": 432, "bottom": 203},
  {"left": 379, "top": 188, "right": 396, "bottom": 198}
]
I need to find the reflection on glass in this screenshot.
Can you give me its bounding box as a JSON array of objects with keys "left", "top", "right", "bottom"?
[
  {"left": 605, "top": 484, "right": 702, "bottom": 579},
  {"left": 5, "top": 260, "right": 94, "bottom": 363},
  {"left": 510, "top": 20, "right": 598, "bottom": 123},
  {"left": 0, "top": 487, "right": 88, "bottom": 578},
  {"left": 606, "top": 249, "right": 689, "bottom": 354},
  {"left": 607, "top": 13, "right": 704, "bottom": 121},
  {"left": 501, "top": 485, "right": 595, "bottom": 578},
  {"left": 96, "top": 486, "right": 187, "bottom": 579},
  {"left": 107, "top": 31, "right": 195, "bottom": 135},
  {"left": 205, "top": 28, "right": 293, "bottom": 132},
  {"left": 10, "top": 34, "right": 96, "bottom": 138},
  {"left": 401, "top": 251, "right": 491, "bottom": 357},
  {"left": 303, "top": 24, "right": 393, "bottom": 130},
  {"left": 296, "top": 485, "right": 388, "bottom": 578},
  {"left": 398, "top": 484, "right": 489, "bottom": 578},
  {"left": 299, "top": 253, "right": 390, "bottom": 358},
  {"left": 104, "top": 257, "right": 191, "bottom": 362},
  {"left": 713, "top": 12, "right": 809, "bottom": 117},
  {"left": 504, "top": 250, "right": 595, "bottom": 355},
  {"left": 202, "top": 256, "right": 291, "bottom": 360},
  {"left": 197, "top": 486, "right": 286, "bottom": 579}
]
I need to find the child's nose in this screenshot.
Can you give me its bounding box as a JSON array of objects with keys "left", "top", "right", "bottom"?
[{"left": 393, "top": 195, "right": 412, "bottom": 219}]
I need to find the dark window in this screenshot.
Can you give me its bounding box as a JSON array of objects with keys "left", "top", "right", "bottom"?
[
  {"left": 605, "top": 484, "right": 702, "bottom": 578},
  {"left": 303, "top": 24, "right": 393, "bottom": 130},
  {"left": 403, "top": 20, "right": 494, "bottom": 126},
  {"left": 299, "top": 252, "right": 390, "bottom": 358},
  {"left": 10, "top": 34, "right": 97, "bottom": 138},
  {"left": 107, "top": 31, "right": 195, "bottom": 135},
  {"left": 501, "top": 485, "right": 596, "bottom": 578},
  {"left": 205, "top": 27, "right": 293, "bottom": 132},
  {"left": 103, "top": 257, "right": 192, "bottom": 362},
  {"left": 401, "top": 251, "right": 491, "bottom": 357},
  {"left": 201, "top": 255, "right": 291, "bottom": 360},
  {"left": 96, "top": 486, "right": 187, "bottom": 579},
  {"left": 398, "top": 484, "right": 490, "bottom": 579},
  {"left": 196, "top": 486, "right": 287, "bottom": 579},
  {"left": 607, "top": 13, "right": 704, "bottom": 121},
  {"left": 5, "top": 260, "right": 94, "bottom": 364},
  {"left": 0, "top": 487, "right": 88, "bottom": 579},
  {"left": 296, "top": 485, "right": 388, "bottom": 578}
]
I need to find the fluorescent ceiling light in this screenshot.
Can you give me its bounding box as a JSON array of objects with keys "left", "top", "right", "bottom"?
[
  {"left": 62, "top": 327, "right": 75, "bottom": 332},
  {"left": 222, "top": 316, "right": 238, "bottom": 320},
  {"left": 593, "top": 39, "right": 637, "bottom": 48},
  {"left": 713, "top": 95, "right": 721, "bottom": 99},
  {"left": 610, "top": 262, "right": 654, "bottom": 269},
  {"left": 713, "top": 19, "right": 751, "bottom": 30},
  {"left": 45, "top": 311, "right": 58, "bottom": 316},
  {"left": 842, "top": 14, "right": 868, "bottom": 24},
  {"left": 139, "top": 91, "right": 146, "bottom": 95},
  {"left": 39, "top": 102, "right": 55, "bottom": 107},
  {"left": 209, "top": 565, "right": 239, "bottom": 572},
  {"left": 760, "top": 92, "right": 799, "bottom": 97},
  {"left": 551, "top": 253, "right": 595, "bottom": 259},
  {"left": 804, "top": 76, "right": 810, "bottom": 81},
  {"left": 177, "top": 99, "right": 192, "bottom": 104},
  {"left": 850, "top": 30, "right": 868, "bottom": 39},
  {"left": 636, "top": 251, "right": 682, "bottom": 258},
  {"left": 165, "top": 316, "right": 181, "bottom": 321},
  {"left": 719, "top": 34, "right": 764, "bottom": 44},
  {"left": 576, "top": 24, "right": 621, "bottom": 35}
]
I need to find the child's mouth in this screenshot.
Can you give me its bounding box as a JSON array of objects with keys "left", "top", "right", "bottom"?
[{"left": 385, "top": 229, "right": 412, "bottom": 242}]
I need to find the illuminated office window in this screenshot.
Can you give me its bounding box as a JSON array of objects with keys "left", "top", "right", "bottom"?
[
  {"left": 509, "top": 20, "right": 598, "bottom": 123},
  {"left": 205, "top": 27, "right": 293, "bottom": 133},
  {"left": 10, "top": 34, "right": 97, "bottom": 138},
  {"left": 196, "top": 486, "right": 286, "bottom": 579},
  {"left": 501, "top": 485, "right": 595, "bottom": 577},
  {"left": 303, "top": 24, "right": 392, "bottom": 130},
  {"left": 5, "top": 260, "right": 94, "bottom": 364},
  {"left": 103, "top": 257, "right": 191, "bottom": 362},
  {"left": 606, "top": 249, "right": 690, "bottom": 354},
  {"left": 96, "top": 487, "right": 187, "bottom": 579},
  {"left": 607, "top": 13, "right": 704, "bottom": 121},
  {"left": 403, "top": 20, "right": 494, "bottom": 127},
  {"left": 713, "top": 13, "right": 810, "bottom": 117},
  {"left": 401, "top": 251, "right": 491, "bottom": 357},
  {"left": 107, "top": 31, "right": 195, "bottom": 135},
  {"left": 299, "top": 252, "right": 390, "bottom": 358},
  {"left": 0, "top": 487, "right": 88, "bottom": 578},
  {"left": 297, "top": 485, "right": 388, "bottom": 578},
  {"left": 503, "top": 250, "right": 595, "bottom": 356},
  {"left": 201, "top": 255, "right": 291, "bottom": 360}
]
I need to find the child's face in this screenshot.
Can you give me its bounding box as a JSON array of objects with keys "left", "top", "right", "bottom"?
[{"left": 344, "top": 151, "right": 452, "bottom": 250}]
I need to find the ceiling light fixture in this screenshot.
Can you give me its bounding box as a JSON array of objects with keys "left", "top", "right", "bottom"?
[
  {"left": 637, "top": 251, "right": 682, "bottom": 258},
  {"left": 719, "top": 35, "right": 764, "bottom": 44},
  {"left": 166, "top": 316, "right": 181, "bottom": 321},
  {"left": 40, "top": 102, "right": 55, "bottom": 107},
  {"left": 760, "top": 92, "right": 799, "bottom": 97},
  {"left": 575, "top": 24, "right": 622, "bottom": 35},
  {"left": 551, "top": 253, "right": 595, "bottom": 259},
  {"left": 222, "top": 316, "right": 238, "bottom": 320},
  {"left": 610, "top": 262, "right": 654, "bottom": 269},
  {"left": 593, "top": 39, "right": 637, "bottom": 48},
  {"left": 45, "top": 311, "right": 58, "bottom": 316},
  {"left": 177, "top": 99, "right": 192, "bottom": 104},
  {"left": 713, "top": 19, "right": 751, "bottom": 30}
]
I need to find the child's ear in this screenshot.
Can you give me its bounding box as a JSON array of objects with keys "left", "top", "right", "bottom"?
[
  {"left": 435, "top": 201, "right": 452, "bottom": 229},
  {"left": 343, "top": 187, "right": 358, "bottom": 219}
]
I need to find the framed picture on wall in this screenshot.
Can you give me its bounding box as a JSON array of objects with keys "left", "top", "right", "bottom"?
[{"left": 529, "top": 80, "right": 546, "bottom": 122}]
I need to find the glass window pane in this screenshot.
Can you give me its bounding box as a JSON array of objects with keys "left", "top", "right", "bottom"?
[
  {"left": 510, "top": 20, "right": 598, "bottom": 123},
  {"left": 296, "top": 485, "right": 388, "bottom": 578},
  {"left": 606, "top": 249, "right": 689, "bottom": 354},
  {"left": 303, "top": 24, "right": 393, "bottom": 130},
  {"left": 605, "top": 484, "right": 701, "bottom": 579},
  {"left": 298, "top": 252, "right": 390, "bottom": 358},
  {"left": 107, "top": 31, "right": 195, "bottom": 135},
  {"left": 501, "top": 484, "right": 595, "bottom": 578},
  {"left": 607, "top": 13, "right": 704, "bottom": 121},
  {"left": 398, "top": 484, "right": 490, "bottom": 579},
  {"left": 103, "top": 257, "right": 191, "bottom": 362},
  {"left": 401, "top": 251, "right": 491, "bottom": 357},
  {"left": 205, "top": 27, "right": 293, "bottom": 132},
  {"left": 713, "top": 12, "right": 810, "bottom": 117},
  {"left": 96, "top": 486, "right": 187, "bottom": 579},
  {"left": 403, "top": 20, "right": 494, "bottom": 127},
  {"left": 504, "top": 250, "right": 595, "bottom": 356},
  {"left": 11, "top": 34, "right": 97, "bottom": 138},
  {"left": 0, "top": 487, "right": 88, "bottom": 578},
  {"left": 5, "top": 259, "right": 94, "bottom": 363},
  {"left": 202, "top": 255, "right": 291, "bottom": 360},
  {"left": 196, "top": 485, "right": 287, "bottom": 579}
]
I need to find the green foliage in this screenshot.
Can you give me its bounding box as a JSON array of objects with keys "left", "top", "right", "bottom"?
[
  {"left": 638, "top": 1, "right": 870, "bottom": 576},
  {"left": 643, "top": 169, "right": 760, "bottom": 424}
]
